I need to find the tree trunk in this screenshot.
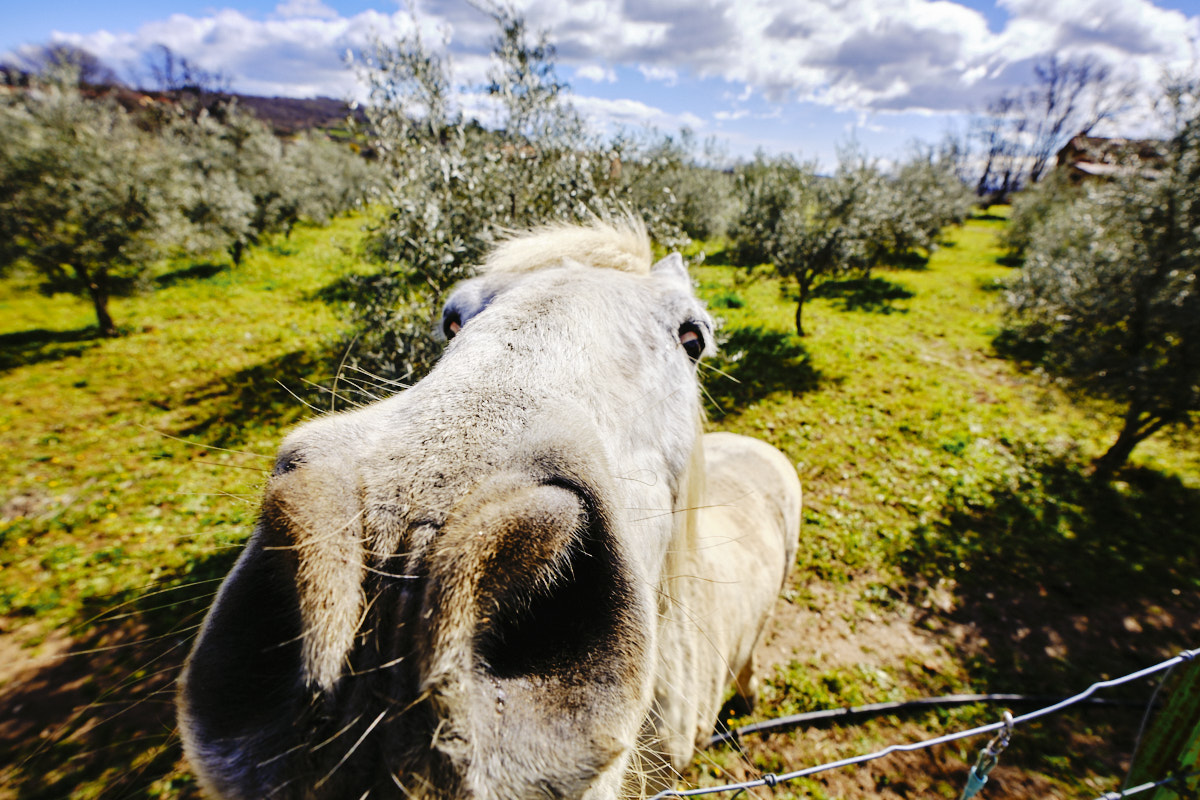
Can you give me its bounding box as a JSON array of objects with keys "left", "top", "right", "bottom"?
[
  {"left": 231, "top": 239, "right": 245, "bottom": 267},
  {"left": 79, "top": 264, "right": 118, "bottom": 338},
  {"left": 794, "top": 279, "right": 809, "bottom": 337},
  {"left": 1092, "top": 407, "right": 1167, "bottom": 479}
]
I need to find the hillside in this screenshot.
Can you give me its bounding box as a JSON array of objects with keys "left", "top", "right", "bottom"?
[{"left": 0, "top": 210, "right": 1197, "bottom": 798}]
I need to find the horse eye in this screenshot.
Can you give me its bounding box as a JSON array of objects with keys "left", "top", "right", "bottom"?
[
  {"left": 443, "top": 310, "right": 462, "bottom": 340},
  {"left": 678, "top": 322, "right": 704, "bottom": 362}
]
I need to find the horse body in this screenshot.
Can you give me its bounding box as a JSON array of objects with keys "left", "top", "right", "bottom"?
[{"left": 178, "top": 221, "right": 801, "bottom": 799}]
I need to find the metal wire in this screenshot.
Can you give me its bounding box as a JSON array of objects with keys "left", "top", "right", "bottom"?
[
  {"left": 649, "top": 647, "right": 1199, "bottom": 800},
  {"left": 708, "top": 693, "right": 1148, "bottom": 748},
  {"left": 1095, "top": 771, "right": 1200, "bottom": 799}
]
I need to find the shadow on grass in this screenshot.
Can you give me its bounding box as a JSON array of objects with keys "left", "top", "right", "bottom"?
[
  {"left": 812, "top": 276, "right": 914, "bottom": 314},
  {"left": 154, "top": 262, "right": 228, "bottom": 289},
  {"left": 884, "top": 251, "right": 931, "bottom": 271},
  {"left": 899, "top": 449, "right": 1200, "bottom": 694},
  {"left": 173, "top": 344, "right": 347, "bottom": 450},
  {"left": 0, "top": 547, "right": 239, "bottom": 800},
  {"left": 0, "top": 327, "right": 102, "bottom": 372},
  {"left": 991, "top": 326, "right": 1048, "bottom": 366},
  {"left": 702, "top": 248, "right": 735, "bottom": 267},
  {"left": 310, "top": 271, "right": 406, "bottom": 307},
  {"left": 704, "top": 325, "right": 822, "bottom": 414}
]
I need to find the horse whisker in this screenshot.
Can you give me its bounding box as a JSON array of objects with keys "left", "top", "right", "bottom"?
[
  {"left": 139, "top": 425, "right": 272, "bottom": 460},
  {"left": 313, "top": 709, "right": 387, "bottom": 790}
]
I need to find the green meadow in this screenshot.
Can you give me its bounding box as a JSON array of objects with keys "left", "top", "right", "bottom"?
[{"left": 1, "top": 209, "right": 1196, "bottom": 798}]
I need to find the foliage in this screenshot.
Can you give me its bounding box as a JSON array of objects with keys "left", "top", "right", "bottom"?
[
  {"left": 0, "top": 67, "right": 186, "bottom": 336},
  {"left": 837, "top": 145, "right": 973, "bottom": 276},
  {"left": 729, "top": 154, "right": 849, "bottom": 336},
  {"left": 341, "top": 7, "right": 695, "bottom": 385},
  {"left": 618, "top": 129, "right": 738, "bottom": 242},
  {"left": 891, "top": 146, "right": 976, "bottom": 249},
  {"left": 727, "top": 148, "right": 969, "bottom": 336},
  {"left": 998, "top": 169, "right": 1081, "bottom": 259},
  {"left": 1002, "top": 83, "right": 1200, "bottom": 475},
  {"left": 168, "top": 100, "right": 349, "bottom": 265},
  {"left": 0, "top": 63, "right": 373, "bottom": 339}
]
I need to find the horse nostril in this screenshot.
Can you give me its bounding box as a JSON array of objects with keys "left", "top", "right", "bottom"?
[
  {"left": 272, "top": 451, "right": 305, "bottom": 477},
  {"left": 476, "top": 523, "right": 623, "bottom": 679}
]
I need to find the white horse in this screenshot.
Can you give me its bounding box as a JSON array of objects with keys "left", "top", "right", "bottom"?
[{"left": 178, "top": 219, "right": 801, "bottom": 799}]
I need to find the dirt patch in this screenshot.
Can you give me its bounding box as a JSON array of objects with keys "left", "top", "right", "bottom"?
[
  {"left": 0, "top": 627, "right": 73, "bottom": 697},
  {"left": 0, "top": 614, "right": 201, "bottom": 800},
  {"left": 759, "top": 578, "right": 967, "bottom": 680},
  {"left": 698, "top": 565, "right": 1184, "bottom": 800},
  {"left": 1, "top": 491, "right": 50, "bottom": 523}
]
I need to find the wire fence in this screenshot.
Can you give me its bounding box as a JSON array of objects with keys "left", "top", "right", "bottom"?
[{"left": 650, "top": 647, "right": 1199, "bottom": 800}]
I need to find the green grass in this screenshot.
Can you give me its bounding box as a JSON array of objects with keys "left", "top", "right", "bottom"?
[
  {"left": 0, "top": 215, "right": 375, "bottom": 798},
  {"left": 690, "top": 208, "right": 1200, "bottom": 798},
  {"left": 1, "top": 207, "right": 1197, "bottom": 798}
]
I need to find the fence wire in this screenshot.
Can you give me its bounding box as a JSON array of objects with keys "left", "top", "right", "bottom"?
[{"left": 650, "top": 647, "right": 1198, "bottom": 799}]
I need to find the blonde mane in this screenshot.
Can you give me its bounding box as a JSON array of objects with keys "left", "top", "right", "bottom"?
[{"left": 483, "top": 217, "right": 652, "bottom": 275}]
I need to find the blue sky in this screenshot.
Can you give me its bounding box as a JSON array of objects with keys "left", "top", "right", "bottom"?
[{"left": 6, "top": 0, "right": 1200, "bottom": 166}]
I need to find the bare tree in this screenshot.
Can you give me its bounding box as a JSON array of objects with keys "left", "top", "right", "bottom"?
[
  {"left": 1025, "top": 55, "right": 1132, "bottom": 183},
  {"left": 973, "top": 55, "right": 1136, "bottom": 194},
  {"left": 139, "top": 44, "right": 231, "bottom": 95},
  {"left": 973, "top": 94, "right": 1026, "bottom": 197},
  {"left": 3, "top": 43, "right": 120, "bottom": 86}
]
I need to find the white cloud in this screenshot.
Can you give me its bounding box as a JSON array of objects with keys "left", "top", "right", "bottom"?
[
  {"left": 572, "top": 94, "right": 705, "bottom": 134},
  {"left": 637, "top": 64, "right": 677, "bottom": 85},
  {"left": 36, "top": 0, "right": 1200, "bottom": 127},
  {"left": 274, "top": 0, "right": 339, "bottom": 21},
  {"left": 574, "top": 63, "right": 616, "bottom": 83},
  {"left": 510, "top": 0, "right": 1198, "bottom": 116},
  {"left": 56, "top": 8, "right": 423, "bottom": 98}
]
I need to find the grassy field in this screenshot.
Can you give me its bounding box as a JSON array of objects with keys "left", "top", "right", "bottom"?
[{"left": 1, "top": 209, "right": 1197, "bottom": 799}]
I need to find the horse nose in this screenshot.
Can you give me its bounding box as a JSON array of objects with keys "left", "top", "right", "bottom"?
[
  {"left": 412, "top": 474, "right": 644, "bottom": 790},
  {"left": 260, "top": 453, "right": 365, "bottom": 692},
  {"left": 418, "top": 479, "right": 599, "bottom": 678}
]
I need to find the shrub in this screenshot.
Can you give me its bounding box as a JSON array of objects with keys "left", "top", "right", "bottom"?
[
  {"left": 0, "top": 67, "right": 187, "bottom": 336},
  {"left": 1002, "top": 81, "right": 1200, "bottom": 475}
]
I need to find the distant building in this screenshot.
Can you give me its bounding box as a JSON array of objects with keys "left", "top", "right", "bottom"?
[{"left": 1055, "top": 134, "right": 1165, "bottom": 182}]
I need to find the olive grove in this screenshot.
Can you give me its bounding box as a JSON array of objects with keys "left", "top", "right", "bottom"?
[
  {"left": 1003, "top": 78, "right": 1200, "bottom": 475},
  {"left": 0, "top": 65, "right": 372, "bottom": 336}
]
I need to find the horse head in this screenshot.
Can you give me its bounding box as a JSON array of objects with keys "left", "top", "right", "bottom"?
[{"left": 178, "top": 220, "right": 800, "bottom": 798}]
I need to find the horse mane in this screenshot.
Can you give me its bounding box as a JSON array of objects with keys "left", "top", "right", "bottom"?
[{"left": 482, "top": 216, "right": 653, "bottom": 276}]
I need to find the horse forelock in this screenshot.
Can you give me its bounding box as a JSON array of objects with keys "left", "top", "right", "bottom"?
[{"left": 482, "top": 217, "right": 653, "bottom": 276}]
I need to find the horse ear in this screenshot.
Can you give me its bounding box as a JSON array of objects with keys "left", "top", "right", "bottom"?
[
  {"left": 441, "top": 278, "right": 498, "bottom": 340},
  {"left": 650, "top": 252, "right": 689, "bottom": 286}
]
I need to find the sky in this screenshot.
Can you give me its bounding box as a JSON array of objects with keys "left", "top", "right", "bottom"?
[{"left": 5, "top": 0, "right": 1200, "bottom": 166}]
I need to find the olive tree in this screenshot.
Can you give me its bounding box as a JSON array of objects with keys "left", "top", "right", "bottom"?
[
  {"left": 341, "top": 6, "right": 688, "bottom": 387},
  {"left": 0, "top": 69, "right": 184, "bottom": 336},
  {"left": 163, "top": 104, "right": 256, "bottom": 263},
  {"left": 1003, "top": 79, "right": 1200, "bottom": 476},
  {"left": 730, "top": 154, "right": 855, "bottom": 336},
  {"left": 835, "top": 145, "right": 972, "bottom": 276},
  {"left": 282, "top": 132, "right": 376, "bottom": 229}
]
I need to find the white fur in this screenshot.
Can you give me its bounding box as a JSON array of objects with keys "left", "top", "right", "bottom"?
[{"left": 177, "top": 220, "right": 801, "bottom": 799}]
